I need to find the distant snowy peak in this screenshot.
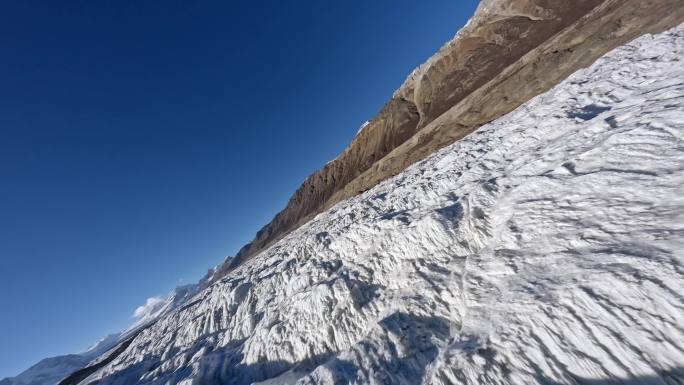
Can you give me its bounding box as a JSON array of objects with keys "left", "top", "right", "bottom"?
[
  {"left": 0, "top": 356, "right": 89, "bottom": 385},
  {"left": 83, "top": 335, "right": 120, "bottom": 359},
  {"left": 64, "top": 24, "right": 684, "bottom": 385}
]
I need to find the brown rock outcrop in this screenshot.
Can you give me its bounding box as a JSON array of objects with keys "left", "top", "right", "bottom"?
[{"left": 233, "top": 0, "right": 684, "bottom": 265}]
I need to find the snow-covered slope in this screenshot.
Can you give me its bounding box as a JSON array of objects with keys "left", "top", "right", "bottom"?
[{"left": 70, "top": 24, "right": 684, "bottom": 385}]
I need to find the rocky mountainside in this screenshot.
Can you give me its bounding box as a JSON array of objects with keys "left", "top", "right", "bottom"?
[
  {"left": 51, "top": 23, "right": 684, "bottom": 385},
  {"left": 233, "top": 0, "right": 684, "bottom": 265}
]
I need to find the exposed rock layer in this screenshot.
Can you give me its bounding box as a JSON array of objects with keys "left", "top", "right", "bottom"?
[{"left": 235, "top": 0, "right": 684, "bottom": 263}]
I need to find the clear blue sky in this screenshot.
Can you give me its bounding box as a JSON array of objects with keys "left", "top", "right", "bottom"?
[{"left": 0, "top": 0, "right": 478, "bottom": 378}]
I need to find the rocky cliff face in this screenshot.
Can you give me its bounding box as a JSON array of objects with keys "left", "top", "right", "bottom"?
[{"left": 234, "top": 0, "right": 684, "bottom": 264}]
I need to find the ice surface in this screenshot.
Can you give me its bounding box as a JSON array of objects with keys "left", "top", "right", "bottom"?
[{"left": 64, "top": 24, "right": 684, "bottom": 385}]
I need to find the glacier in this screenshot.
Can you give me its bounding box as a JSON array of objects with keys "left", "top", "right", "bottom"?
[{"left": 23, "top": 23, "right": 684, "bottom": 385}]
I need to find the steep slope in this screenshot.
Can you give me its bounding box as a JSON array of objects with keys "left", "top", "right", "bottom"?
[
  {"left": 234, "top": 0, "right": 684, "bottom": 264},
  {"left": 72, "top": 24, "right": 684, "bottom": 385}
]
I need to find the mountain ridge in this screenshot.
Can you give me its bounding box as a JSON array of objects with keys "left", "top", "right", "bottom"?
[{"left": 232, "top": 0, "right": 684, "bottom": 268}]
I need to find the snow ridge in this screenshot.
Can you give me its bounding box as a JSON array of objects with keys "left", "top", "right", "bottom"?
[{"left": 79, "top": 24, "right": 684, "bottom": 385}]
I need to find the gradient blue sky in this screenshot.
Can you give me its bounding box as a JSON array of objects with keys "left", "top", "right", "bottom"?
[{"left": 0, "top": 0, "right": 478, "bottom": 378}]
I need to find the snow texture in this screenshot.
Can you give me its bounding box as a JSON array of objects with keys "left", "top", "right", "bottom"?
[{"left": 70, "top": 24, "right": 684, "bottom": 385}]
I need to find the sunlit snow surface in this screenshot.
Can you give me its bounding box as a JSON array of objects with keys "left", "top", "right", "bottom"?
[{"left": 83, "top": 25, "right": 684, "bottom": 385}]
